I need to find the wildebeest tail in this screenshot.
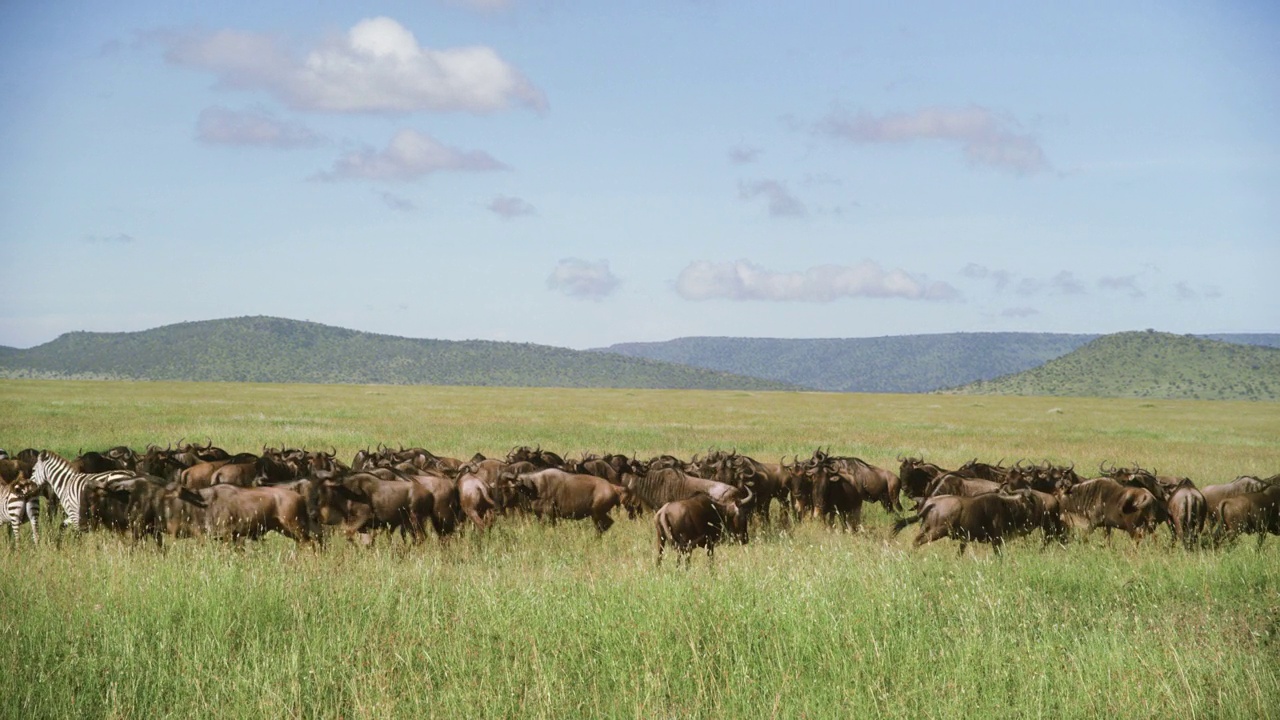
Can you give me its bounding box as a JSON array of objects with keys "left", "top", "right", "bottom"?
[{"left": 891, "top": 512, "right": 922, "bottom": 536}]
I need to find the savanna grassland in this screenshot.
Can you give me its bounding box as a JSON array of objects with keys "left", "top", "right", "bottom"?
[{"left": 2, "top": 379, "right": 1279, "bottom": 719}]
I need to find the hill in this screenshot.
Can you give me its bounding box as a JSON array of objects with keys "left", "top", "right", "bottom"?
[
  {"left": 0, "top": 317, "right": 793, "bottom": 391},
  {"left": 947, "top": 331, "right": 1280, "bottom": 400},
  {"left": 599, "top": 333, "right": 1101, "bottom": 393}
]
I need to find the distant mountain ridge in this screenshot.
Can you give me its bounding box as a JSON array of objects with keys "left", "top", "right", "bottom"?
[
  {"left": 599, "top": 333, "right": 1102, "bottom": 393},
  {"left": 0, "top": 317, "right": 791, "bottom": 391},
  {"left": 2, "top": 318, "right": 1276, "bottom": 398},
  {"left": 948, "top": 331, "right": 1280, "bottom": 401}
]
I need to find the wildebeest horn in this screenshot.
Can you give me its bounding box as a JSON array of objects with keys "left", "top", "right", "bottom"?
[{"left": 739, "top": 482, "right": 754, "bottom": 506}]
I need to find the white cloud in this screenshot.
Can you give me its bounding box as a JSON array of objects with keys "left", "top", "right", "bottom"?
[
  {"left": 960, "top": 263, "right": 1012, "bottom": 291},
  {"left": 547, "top": 259, "right": 620, "bottom": 300},
  {"left": 816, "top": 105, "right": 1050, "bottom": 175},
  {"left": 488, "top": 195, "right": 536, "bottom": 219},
  {"left": 738, "top": 179, "right": 806, "bottom": 217},
  {"left": 162, "top": 17, "right": 546, "bottom": 114},
  {"left": 314, "top": 129, "right": 507, "bottom": 181},
  {"left": 674, "top": 259, "right": 959, "bottom": 302},
  {"left": 1016, "top": 270, "right": 1086, "bottom": 296},
  {"left": 196, "top": 106, "right": 322, "bottom": 148}
]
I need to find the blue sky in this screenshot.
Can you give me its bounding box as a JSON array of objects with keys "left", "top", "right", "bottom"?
[{"left": 1, "top": 1, "right": 1276, "bottom": 349}]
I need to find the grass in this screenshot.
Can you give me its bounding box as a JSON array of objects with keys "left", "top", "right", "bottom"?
[{"left": 2, "top": 379, "right": 1279, "bottom": 718}]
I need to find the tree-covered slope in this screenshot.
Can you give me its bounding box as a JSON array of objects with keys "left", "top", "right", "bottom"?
[
  {"left": 948, "top": 331, "right": 1280, "bottom": 400},
  {"left": 0, "top": 317, "right": 793, "bottom": 391},
  {"left": 599, "top": 333, "right": 1100, "bottom": 393}
]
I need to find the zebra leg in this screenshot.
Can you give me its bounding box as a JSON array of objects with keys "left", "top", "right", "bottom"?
[{"left": 26, "top": 498, "right": 39, "bottom": 545}]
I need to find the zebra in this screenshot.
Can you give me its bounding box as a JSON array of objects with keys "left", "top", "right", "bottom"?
[
  {"left": 1, "top": 476, "right": 40, "bottom": 543},
  {"left": 28, "top": 451, "right": 136, "bottom": 531}
]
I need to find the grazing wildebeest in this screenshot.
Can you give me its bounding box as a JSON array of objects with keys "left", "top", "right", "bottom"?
[
  {"left": 892, "top": 491, "right": 1039, "bottom": 555},
  {"left": 1201, "top": 475, "right": 1275, "bottom": 522},
  {"left": 178, "top": 484, "right": 315, "bottom": 547},
  {"left": 1060, "top": 478, "right": 1161, "bottom": 542},
  {"left": 653, "top": 492, "right": 750, "bottom": 567},
  {"left": 1213, "top": 484, "right": 1280, "bottom": 547},
  {"left": 514, "top": 468, "right": 623, "bottom": 534},
  {"left": 310, "top": 472, "right": 434, "bottom": 545}
]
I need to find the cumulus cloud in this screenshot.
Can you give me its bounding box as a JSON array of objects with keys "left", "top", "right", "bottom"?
[
  {"left": 488, "top": 195, "right": 536, "bottom": 219},
  {"left": 674, "top": 259, "right": 959, "bottom": 303},
  {"left": 1017, "top": 271, "right": 1086, "bottom": 297},
  {"left": 161, "top": 17, "right": 546, "bottom": 114},
  {"left": 1098, "top": 275, "right": 1144, "bottom": 299},
  {"left": 738, "top": 180, "right": 806, "bottom": 217},
  {"left": 314, "top": 129, "right": 507, "bottom": 181},
  {"left": 196, "top": 106, "right": 323, "bottom": 147},
  {"left": 960, "top": 263, "right": 1013, "bottom": 291},
  {"left": 547, "top": 259, "right": 620, "bottom": 300},
  {"left": 816, "top": 105, "right": 1050, "bottom": 175}
]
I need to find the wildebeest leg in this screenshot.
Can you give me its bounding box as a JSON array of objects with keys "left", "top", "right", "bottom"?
[{"left": 594, "top": 512, "right": 614, "bottom": 534}]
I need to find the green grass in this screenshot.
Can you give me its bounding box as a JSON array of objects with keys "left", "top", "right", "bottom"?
[{"left": 2, "top": 379, "right": 1279, "bottom": 718}]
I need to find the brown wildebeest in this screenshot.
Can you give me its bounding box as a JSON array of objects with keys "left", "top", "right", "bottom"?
[
  {"left": 1201, "top": 476, "right": 1274, "bottom": 522},
  {"left": 892, "top": 491, "right": 1038, "bottom": 555},
  {"left": 654, "top": 493, "right": 748, "bottom": 567},
  {"left": 208, "top": 453, "right": 263, "bottom": 487},
  {"left": 926, "top": 474, "right": 1001, "bottom": 498},
  {"left": 806, "top": 453, "right": 863, "bottom": 532},
  {"left": 513, "top": 468, "right": 622, "bottom": 534},
  {"left": 311, "top": 472, "right": 433, "bottom": 545},
  {"left": 457, "top": 470, "right": 500, "bottom": 533},
  {"left": 1164, "top": 479, "right": 1208, "bottom": 549},
  {"left": 177, "top": 484, "right": 315, "bottom": 547},
  {"left": 1213, "top": 484, "right": 1280, "bottom": 547},
  {"left": 181, "top": 458, "right": 236, "bottom": 489},
  {"left": 84, "top": 476, "right": 206, "bottom": 547},
  {"left": 1060, "top": 478, "right": 1161, "bottom": 542},
  {"left": 832, "top": 456, "right": 902, "bottom": 513},
  {"left": 898, "top": 456, "right": 950, "bottom": 508},
  {"left": 621, "top": 467, "right": 753, "bottom": 542}
]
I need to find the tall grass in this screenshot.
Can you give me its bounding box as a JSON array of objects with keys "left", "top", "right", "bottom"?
[{"left": 2, "top": 379, "right": 1278, "bottom": 718}]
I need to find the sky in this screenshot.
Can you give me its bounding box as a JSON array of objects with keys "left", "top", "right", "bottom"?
[{"left": 1, "top": 1, "right": 1277, "bottom": 350}]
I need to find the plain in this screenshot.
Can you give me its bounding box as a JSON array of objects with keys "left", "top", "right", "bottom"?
[{"left": 1, "top": 379, "right": 1278, "bottom": 719}]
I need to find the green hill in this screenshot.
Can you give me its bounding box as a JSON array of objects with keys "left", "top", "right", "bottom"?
[
  {"left": 947, "top": 331, "right": 1280, "bottom": 400},
  {"left": 599, "top": 333, "right": 1100, "bottom": 393},
  {"left": 0, "top": 317, "right": 793, "bottom": 391}
]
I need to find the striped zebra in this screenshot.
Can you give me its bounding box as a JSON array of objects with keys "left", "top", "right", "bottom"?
[
  {"left": 29, "top": 451, "right": 136, "bottom": 531},
  {"left": 1, "top": 476, "right": 40, "bottom": 543}
]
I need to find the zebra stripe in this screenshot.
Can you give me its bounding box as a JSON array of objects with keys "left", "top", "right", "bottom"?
[
  {"left": 1, "top": 479, "right": 39, "bottom": 543},
  {"left": 29, "top": 451, "right": 136, "bottom": 530}
]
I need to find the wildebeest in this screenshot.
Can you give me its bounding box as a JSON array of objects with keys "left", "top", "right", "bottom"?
[
  {"left": 513, "top": 468, "right": 623, "bottom": 534},
  {"left": 457, "top": 468, "right": 501, "bottom": 533},
  {"left": 1060, "top": 478, "right": 1162, "bottom": 542},
  {"left": 1201, "top": 475, "right": 1275, "bottom": 522},
  {"left": 892, "top": 491, "right": 1038, "bottom": 555},
  {"left": 898, "top": 456, "right": 950, "bottom": 507},
  {"left": 83, "top": 476, "right": 206, "bottom": 547},
  {"left": 653, "top": 493, "right": 747, "bottom": 567},
  {"left": 175, "top": 484, "right": 316, "bottom": 546},
  {"left": 309, "top": 471, "right": 434, "bottom": 545},
  {"left": 1213, "top": 484, "right": 1280, "bottom": 547}
]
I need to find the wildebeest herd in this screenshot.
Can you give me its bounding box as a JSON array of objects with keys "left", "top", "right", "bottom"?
[{"left": 1, "top": 442, "right": 1277, "bottom": 564}]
